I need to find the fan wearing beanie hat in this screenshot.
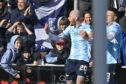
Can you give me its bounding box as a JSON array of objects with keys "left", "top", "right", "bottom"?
[{"left": 45, "top": 38, "right": 70, "bottom": 64}]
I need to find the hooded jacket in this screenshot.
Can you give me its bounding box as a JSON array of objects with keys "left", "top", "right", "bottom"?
[{"left": 0, "top": 35, "right": 21, "bottom": 76}]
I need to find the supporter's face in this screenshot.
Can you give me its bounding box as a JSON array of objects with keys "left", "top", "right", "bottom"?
[
  {"left": 14, "top": 40, "right": 21, "bottom": 49},
  {"left": 106, "top": 11, "right": 115, "bottom": 24},
  {"left": 18, "top": 0, "right": 26, "bottom": 10},
  {"left": 0, "top": 2, "right": 4, "bottom": 9},
  {"left": 23, "top": 52, "right": 30, "bottom": 59},
  {"left": 60, "top": 24, "right": 65, "bottom": 31},
  {"left": 16, "top": 27, "right": 25, "bottom": 35},
  {"left": 56, "top": 44, "right": 64, "bottom": 51},
  {"left": 84, "top": 13, "right": 92, "bottom": 24}
]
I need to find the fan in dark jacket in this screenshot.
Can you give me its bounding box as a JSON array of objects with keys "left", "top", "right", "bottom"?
[
  {"left": 10, "top": 0, "right": 36, "bottom": 31},
  {"left": 16, "top": 47, "right": 34, "bottom": 82},
  {"left": 5, "top": 22, "right": 35, "bottom": 53}
]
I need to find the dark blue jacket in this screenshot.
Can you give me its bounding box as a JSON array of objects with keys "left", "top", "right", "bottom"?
[
  {"left": 10, "top": 8, "right": 36, "bottom": 30},
  {"left": 10, "top": 8, "right": 34, "bottom": 23}
]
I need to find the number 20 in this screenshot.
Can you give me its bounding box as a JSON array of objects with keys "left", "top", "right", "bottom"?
[{"left": 79, "top": 65, "right": 87, "bottom": 71}]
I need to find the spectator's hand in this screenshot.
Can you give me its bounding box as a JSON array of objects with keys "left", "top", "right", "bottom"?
[
  {"left": 7, "top": 21, "right": 20, "bottom": 32},
  {"left": 22, "top": 22, "right": 33, "bottom": 35},
  {"left": 80, "top": 30, "right": 88, "bottom": 39},
  {"left": 22, "top": 22, "right": 26, "bottom": 27},
  {"left": 15, "top": 73, "right": 20, "bottom": 79},
  {"left": 0, "top": 19, "right": 6, "bottom": 27},
  {"left": 13, "top": 21, "right": 20, "bottom": 26},
  {"left": 5, "top": 20, "right": 11, "bottom": 28},
  {"left": 24, "top": 6, "right": 31, "bottom": 16},
  {"left": 44, "top": 23, "right": 49, "bottom": 33},
  {"left": 33, "top": 61, "right": 38, "bottom": 65}
]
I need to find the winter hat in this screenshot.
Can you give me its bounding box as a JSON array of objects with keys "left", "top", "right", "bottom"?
[{"left": 55, "top": 39, "right": 65, "bottom": 45}]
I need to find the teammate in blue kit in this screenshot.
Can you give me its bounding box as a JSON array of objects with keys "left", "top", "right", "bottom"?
[{"left": 106, "top": 8, "right": 122, "bottom": 84}]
